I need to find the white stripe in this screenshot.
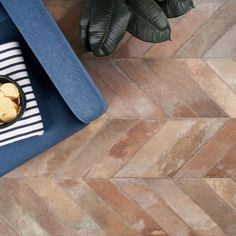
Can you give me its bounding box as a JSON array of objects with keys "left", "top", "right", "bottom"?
[
  {"left": 22, "top": 86, "right": 33, "bottom": 93},
  {"left": 0, "top": 130, "right": 44, "bottom": 147},
  {"left": 0, "top": 42, "right": 19, "bottom": 51},
  {"left": 0, "top": 42, "right": 44, "bottom": 146},
  {"left": 9, "top": 71, "right": 28, "bottom": 80},
  {"left": 26, "top": 101, "right": 37, "bottom": 108},
  {"left": 0, "top": 56, "right": 24, "bottom": 68},
  {"left": 22, "top": 108, "right": 40, "bottom": 118},
  {"left": 16, "top": 79, "right": 31, "bottom": 87},
  {"left": 0, "top": 64, "right": 26, "bottom": 74},
  {"left": 0, "top": 49, "right": 22, "bottom": 60},
  {"left": 26, "top": 93, "right": 35, "bottom": 100},
  {"left": 0, "top": 123, "right": 44, "bottom": 140},
  {"left": 0, "top": 115, "right": 42, "bottom": 132}
]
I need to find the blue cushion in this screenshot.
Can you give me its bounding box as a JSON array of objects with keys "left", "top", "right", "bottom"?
[{"left": 0, "top": 1, "right": 107, "bottom": 176}]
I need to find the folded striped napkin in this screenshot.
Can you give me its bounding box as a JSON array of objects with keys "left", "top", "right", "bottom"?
[{"left": 0, "top": 41, "right": 44, "bottom": 146}]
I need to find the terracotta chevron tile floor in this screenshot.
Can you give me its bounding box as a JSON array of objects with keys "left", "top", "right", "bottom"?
[{"left": 1, "top": 0, "right": 236, "bottom": 235}]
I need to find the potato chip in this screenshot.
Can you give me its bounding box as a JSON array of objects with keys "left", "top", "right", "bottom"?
[
  {"left": 0, "top": 108, "right": 17, "bottom": 122},
  {"left": 0, "top": 97, "right": 15, "bottom": 114},
  {"left": 0, "top": 83, "right": 19, "bottom": 99},
  {"left": 0, "top": 82, "right": 21, "bottom": 125},
  {"left": 0, "top": 97, "right": 18, "bottom": 123}
]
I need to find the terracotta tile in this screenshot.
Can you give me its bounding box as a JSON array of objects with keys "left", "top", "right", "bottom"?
[
  {"left": 183, "top": 58, "right": 236, "bottom": 117},
  {"left": 21, "top": 181, "right": 78, "bottom": 236},
  {"left": 207, "top": 145, "right": 236, "bottom": 177},
  {"left": 205, "top": 178, "right": 236, "bottom": 212},
  {"left": 0, "top": 179, "right": 22, "bottom": 234},
  {"left": 57, "top": 1, "right": 83, "bottom": 38},
  {"left": 204, "top": 23, "right": 236, "bottom": 58},
  {"left": 86, "top": 179, "right": 167, "bottom": 235},
  {"left": 114, "top": 17, "right": 180, "bottom": 58},
  {"left": 87, "top": 59, "right": 164, "bottom": 118},
  {"left": 145, "top": 0, "right": 225, "bottom": 57},
  {"left": 47, "top": 5, "right": 67, "bottom": 21},
  {"left": 56, "top": 178, "right": 141, "bottom": 236},
  {"left": 59, "top": 119, "right": 139, "bottom": 177},
  {"left": 144, "top": 118, "right": 226, "bottom": 177},
  {"left": 22, "top": 214, "right": 50, "bottom": 236},
  {"left": 146, "top": 179, "right": 227, "bottom": 236},
  {"left": 85, "top": 119, "right": 165, "bottom": 178},
  {"left": 24, "top": 178, "right": 105, "bottom": 235},
  {"left": 147, "top": 58, "right": 227, "bottom": 117},
  {"left": 175, "top": 119, "right": 236, "bottom": 177},
  {"left": 176, "top": 179, "right": 236, "bottom": 236},
  {"left": 0, "top": 215, "right": 18, "bottom": 236},
  {"left": 45, "top": 0, "right": 79, "bottom": 21},
  {"left": 7, "top": 118, "right": 108, "bottom": 178},
  {"left": 114, "top": 36, "right": 154, "bottom": 59},
  {"left": 116, "top": 58, "right": 197, "bottom": 117},
  {"left": 206, "top": 59, "right": 236, "bottom": 92},
  {"left": 116, "top": 179, "right": 197, "bottom": 236},
  {"left": 84, "top": 60, "right": 137, "bottom": 118},
  {"left": 113, "top": 32, "right": 133, "bottom": 56},
  {"left": 177, "top": 0, "right": 236, "bottom": 57},
  {"left": 115, "top": 120, "right": 197, "bottom": 177}
]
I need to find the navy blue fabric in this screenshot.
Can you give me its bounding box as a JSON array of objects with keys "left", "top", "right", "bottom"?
[
  {"left": 1, "top": 0, "right": 107, "bottom": 123},
  {"left": 0, "top": 1, "right": 107, "bottom": 176}
]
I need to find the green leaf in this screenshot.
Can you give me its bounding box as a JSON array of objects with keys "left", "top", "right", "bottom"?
[
  {"left": 157, "top": 0, "right": 194, "bottom": 18},
  {"left": 89, "top": 0, "right": 131, "bottom": 57},
  {"left": 80, "top": 0, "right": 94, "bottom": 52},
  {"left": 126, "top": 0, "right": 171, "bottom": 43}
]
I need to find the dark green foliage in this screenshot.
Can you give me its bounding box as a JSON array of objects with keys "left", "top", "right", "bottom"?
[
  {"left": 80, "top": 0, "right": 194, "bottom": 57},
  {"left": 126, "top": 0, "right": 170, "bottom": 43},
  {"left": 88, "top": 0, "right": 131, "bottom": 57},
  {"left": 157, "top": 0, "right": 194, "bottom": 18},
  {"left": 80, "top": 0, "right": 94, "bottom": 52}
]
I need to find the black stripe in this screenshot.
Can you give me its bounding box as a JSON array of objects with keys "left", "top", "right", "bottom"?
[
  {"left": 0, "top": 128, "right": 44, "bottom": 143},
  {"left": 0, "top": 120, "right": 43, "bottom": 135},
  {"left": 0, "top": 46, "right": 20, "bottom": 54},
  {"left": 15, "top": 76, "right": 29, "bottom": 82},
  {"left": 25, "top": 98, "right": 36, "bottom": 103},
  {"left": 24, "top": 91, "right": 33, "bottom": 96},
  {"left": 20, "top": 113, "right": 41, "bottom": 121},
  {"left": 21, "top": 84, "right": 32, "bottom": 89},
  {"left": 0, "top": 54, "right": 23, "bottom": 63},
  {"left": 25, "top": 105, "right": 38, "bottom": 111}
]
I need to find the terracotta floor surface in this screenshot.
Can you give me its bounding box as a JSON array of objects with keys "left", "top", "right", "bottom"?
[{"left": 1, "top": 0, "right": 236, "bottom": 235}]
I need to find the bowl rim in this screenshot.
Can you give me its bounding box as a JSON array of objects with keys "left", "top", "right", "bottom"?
[{"left": 0, "top": 75, "right": 26, "bottom": 129}]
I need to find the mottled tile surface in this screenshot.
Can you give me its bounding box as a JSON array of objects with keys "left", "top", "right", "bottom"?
[{"left": 1, "top": 0, "right": 236, "bottom": 235}]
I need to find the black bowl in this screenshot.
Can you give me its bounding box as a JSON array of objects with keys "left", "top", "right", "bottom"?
[{"left": 0, "top": 75, "right": 26, "bottom": 129}]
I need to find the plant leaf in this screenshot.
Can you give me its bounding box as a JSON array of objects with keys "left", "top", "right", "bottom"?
[
  {"left": 89, "top": 0, "right": 131, "bottom": 57},
  {"left": 126, "top": 0, "right": 171, "bottom": 43},
  {"left": 157, "top": 0, "right": 194, "bottom": 18},
  {"left": 80, "top": 0, "right": 94, "bottom": 52}
]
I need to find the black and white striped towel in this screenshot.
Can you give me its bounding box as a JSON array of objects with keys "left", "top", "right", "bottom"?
[{"left": 0, "top": 42, "right": 44, "bottom": 146}]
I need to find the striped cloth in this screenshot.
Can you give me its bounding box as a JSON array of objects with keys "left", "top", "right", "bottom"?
[{"left": 0, "top": 41, "right": 44, "bottom": 146}]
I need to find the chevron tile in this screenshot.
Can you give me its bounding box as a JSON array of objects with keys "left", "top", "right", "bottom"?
[
  {"left": 83, "top": 58, "right": 236, "bottom": 118},
  {"left": 1, "top": 178, "right": 236, "bottom": 235},
  {"left": 1, "top": 0, "right": 236, "bottom": 235}
]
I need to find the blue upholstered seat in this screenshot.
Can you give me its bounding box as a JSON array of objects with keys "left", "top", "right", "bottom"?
[{"left": 0, "top": 0, "right": 107, "bottom": 176}]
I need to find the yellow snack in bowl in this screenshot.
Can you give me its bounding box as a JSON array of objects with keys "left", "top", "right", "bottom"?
[
  {"left": 0, "top": 97, "right": 18, "bottom": 123},
  {"left": 1, "top": 108, "right": 17, "bottom": 122},
  {"left": 0, "top": 83, "right": 19, "bottom": 99}
]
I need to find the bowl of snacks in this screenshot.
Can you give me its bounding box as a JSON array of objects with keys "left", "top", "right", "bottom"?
[{"left": 0, "top": 75, "right": 26, "bottom": 129}]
